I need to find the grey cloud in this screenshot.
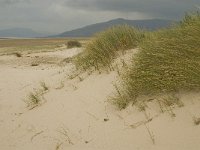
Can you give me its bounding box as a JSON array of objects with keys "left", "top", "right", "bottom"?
[
  {"left": 0, "top": 0, "right": 31, "bottom": 6},
  {"left": 65, "top": 0, "right": 200, "bottom": 18},
  {"left": 0, "top": 0, "right": 199, "bottom": 33}
]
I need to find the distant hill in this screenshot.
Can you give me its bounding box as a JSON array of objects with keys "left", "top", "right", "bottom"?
[
  {"left": 52, "top": 18, "right": 176, "bottom": 37},
  {"left": 0, "top": 28, "right": 48, "bottom": 38}
]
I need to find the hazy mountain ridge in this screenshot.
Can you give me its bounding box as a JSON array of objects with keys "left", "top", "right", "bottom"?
[
  {"left": 52, "top": 18, "right": 176, "bottom": 37},
  {"left": 0, "top": 28, "right": 49, "bottom": 38},
  {"left": 0, "top": 19, "right": 175, "bottom": 38}
]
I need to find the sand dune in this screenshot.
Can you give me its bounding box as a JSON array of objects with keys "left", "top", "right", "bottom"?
[{"left": 0, "top": 48, "right": 200, "bottom": 150}]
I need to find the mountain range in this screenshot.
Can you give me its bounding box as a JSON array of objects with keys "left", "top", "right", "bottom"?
[
  {"left": 0, "top": 28, "right": 48, "bottom": 38},
  {"left": 52, "top": 18, "right": 176, "bottom": 37},
  {"left": 0, "top": 18, "right": 176, "bottom": 38}
]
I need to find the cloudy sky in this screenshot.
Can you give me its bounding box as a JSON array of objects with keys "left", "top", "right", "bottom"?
[{"left": 0, "top": 0, "right": 199, "bottom": 33}]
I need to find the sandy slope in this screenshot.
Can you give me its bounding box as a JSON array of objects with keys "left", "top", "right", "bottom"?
[{"left": 0, "top": 48, "right": 200, "bottom": 150}]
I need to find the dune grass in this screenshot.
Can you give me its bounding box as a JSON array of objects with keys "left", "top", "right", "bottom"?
[
  {"left": 112, "top": 13, "right": 200, "bottom": 109},
  {"left": 73, "top": 25, "right": 144, "bottom": 71}
]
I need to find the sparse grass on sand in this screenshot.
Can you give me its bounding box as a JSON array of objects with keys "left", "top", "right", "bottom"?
[
  {"left": 73, "top": 25, "right": 144, "bottom": 71},
  {"left": 25, "top": 91, "right": 42, "bottom": 109},
  {"left": 24, "top": 81, "right": 49, "bottom": 109},
  {"left": 112, "top": 13, "right": 200, "bottom": 109},
  {"left": 40, "top": 81, "right": 49, "bottom": 91},
  {"left": 0, "top": 38, "right": 88, "bottom": 55}
]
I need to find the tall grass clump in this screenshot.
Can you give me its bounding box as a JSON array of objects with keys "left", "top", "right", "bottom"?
[
  {"left": 74, "top": 25, "right": 144, "bottom": 71},
  {"left": 113, "top": 13, "right": 200, "bottom": 109}
]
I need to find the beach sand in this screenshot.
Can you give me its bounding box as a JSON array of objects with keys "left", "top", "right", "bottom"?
[{"left": 0, "top": 48, "right": 200, "bottom": 150}]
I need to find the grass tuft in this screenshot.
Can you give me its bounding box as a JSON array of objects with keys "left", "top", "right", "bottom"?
[
  {"left": 31, "top": 63, "right": 39, "bottom": 66},
  {"left": 13, "top": 52, "right": 22, "bottom": 57},
  {"left": 24, "top": 82, "right": 49, "bottom": 109},
  {"left": 25, "top": 91, "right": 41, "bottom": 109},
  {"left": 40, "top": 81, "right": 49, "bottom": 91}
]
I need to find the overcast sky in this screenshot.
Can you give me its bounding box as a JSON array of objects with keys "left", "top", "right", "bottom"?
[{"left": 0, "top": 0, "right": 199, "bottom": 33}]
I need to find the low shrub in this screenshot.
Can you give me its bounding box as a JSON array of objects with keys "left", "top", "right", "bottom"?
[{"left": 67, "top": 40, "right": 82, "bottom": 48}]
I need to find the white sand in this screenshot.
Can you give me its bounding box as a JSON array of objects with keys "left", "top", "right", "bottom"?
[{"left": 0, "top": 48, "right": 200, "bottom": 150}]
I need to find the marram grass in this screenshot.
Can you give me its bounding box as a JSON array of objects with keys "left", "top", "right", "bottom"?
[
  {"left": 113, "top": 13, "right": 200, "bottom": 109},
  {"left": 73, "top": 25, "right": 144, "bottom": 71}
]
